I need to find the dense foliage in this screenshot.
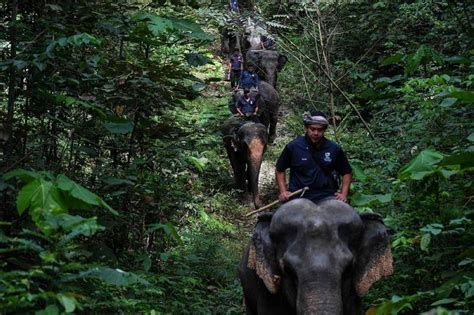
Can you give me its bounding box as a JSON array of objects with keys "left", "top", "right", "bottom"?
[
  {"left": 1, "top": 0, "right": 473, "bottom": 314},
  {"left": 256, "top": 0, "right": 473, "bottom": 313}
]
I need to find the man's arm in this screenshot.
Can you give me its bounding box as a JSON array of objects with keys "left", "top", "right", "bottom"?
[
  {"left": 276, "top": 170, "right": 291, "bottom": 202},
  {"left": 335, "top": 173, "right": 352, "bottom": 203}
]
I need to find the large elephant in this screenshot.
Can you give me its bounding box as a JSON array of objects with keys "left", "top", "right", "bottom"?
[
  {"left": 246, "top": 50, "right": 288, "bottom": 88},
  {"left": 230, "top": 81, "right": 280, "bottom": 143},
  {"left": 221, "top": 28, "right": 247, "bottom": 55},
  {"left": 221, "top": 118, "right": 268, "bottom": 208},
  {"left": 239, "top": 198, "right": 393, "bottom": 315}
]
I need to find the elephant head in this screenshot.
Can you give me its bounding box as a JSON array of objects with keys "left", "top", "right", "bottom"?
[
  {"left": 240, "top": 198, "right": 393, "bottom": 315},
  {"left": 221, "top": 118, "right": 268, "bottom": 208},
  {"left": 246, "top": 50, "right": 288, "bottom": 88}
]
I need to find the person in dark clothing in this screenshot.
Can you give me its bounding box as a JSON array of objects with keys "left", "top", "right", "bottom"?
[
  {"left": 238, "top": 64, "right": 260, "bottom": 90},
  {"left": 229, "top": 0, "right": 240, "bottom": 13},
  {"left": 260, "top": 35, "right": 274, "bottom": 49},
  {"left": 236, "top": 89, "right": 258, "bottom": 116},
  {"left": 228, "top": 48, "right": 243, "bottom": 89},
  {"left": 275, "top": 111, "right": 352, "bottom": 204}
]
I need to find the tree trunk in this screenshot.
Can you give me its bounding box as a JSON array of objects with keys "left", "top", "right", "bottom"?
[{"left": 5, "top": 0, "right": 18, "bottom": 162}]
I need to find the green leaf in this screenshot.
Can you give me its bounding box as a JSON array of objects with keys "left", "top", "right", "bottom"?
[
  {"left": 81, "top": 267, "right": 149, "bottom": 286},
  {"left": 186, "top": 156, "right": 208, "bottom": 172},
  {"left": 382, "top": 53, "right": 403, "bottom": 65},
  {"left": 57, "top": 294, "right": 77, "bottom": 313},
  {"left": 56, "top": 175, "right": 100, "bottom": 207},
  {"left": 420, "top": 223, "right": 443, "bottom": 235},
  {"left": 134, "top": 12, "right": 173, "bottom": 35},
  {"left": 98, "top": 199, "right": 119, "bottom": 216},
  {"left": 398, "top": 149, "right": 444, "bottom": 181},
  {"left": 451, "top": 90, "right": 474, "bottom": 103},
  {"left": 439, "top": 151, "right": 474, "bottom": 170},
  {"left": 168, "top": 17, "right": 213, "bottom": 41},
  {"left": 420, "top": 233, "right": 431, "bottom": 251},
  {"left": 351, "top": 193, "right": 392, "bottom": 207},
  {"left": 146, "top": 222, "right": 183, "bottom": 245},
  {"left": 35, "top": 304, "right": 60, "bottom": 315},
  {"left": 440, "top": 98, "right": 457, "bottom": 107},
  {"left": 16, "top": 179, "right": 63, "bottom": 215},
  {"left": 103, "top": 118, "right": 134, "bottom": 134},
  {"left": 468, "top": 133, "right": 474, "bottom": 142},
  {"left": 67, "top": 33, "right": 100, "bottom": 46},
  {"left": 430, "top": 298, "right": 457, "bottom": 306},
  {"left": 351, "top": 164, "right": 367, "bottom": 182},
  {"left": 3, "top": 168, "right": 40, "bottom": 183}
]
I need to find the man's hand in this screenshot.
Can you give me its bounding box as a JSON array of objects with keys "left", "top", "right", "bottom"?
[
  {"left": 334, "top": 192, "right": 348, "bottom": 203},
  {"left": 278, "top": 190, "right": 291, "bottom": 202}
]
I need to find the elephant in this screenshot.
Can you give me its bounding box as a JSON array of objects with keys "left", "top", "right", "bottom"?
[
  {"left": 221, "top": 28, "right": 246, "bottom": 55},
  {"left": 238, "top": 198, "right": 393, "bottom": 315},
  {"left": 229, "top": 81, "right": 280, "bottom": 143},
  {"left": 246, "top": 50, "right": 288, "bottom": 88},
  {"left": 221, "top": 118, "right": 268, "bottom": 208}
]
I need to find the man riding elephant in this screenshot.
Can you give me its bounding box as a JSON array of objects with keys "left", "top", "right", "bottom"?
[{"left": 229, "top": 81, "right": 280, "bottom": 143}]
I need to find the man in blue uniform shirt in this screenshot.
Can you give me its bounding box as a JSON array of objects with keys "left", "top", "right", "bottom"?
[
  {"left": 238, "top": 64, "right": 260, "bottom": 90},
  {"left": 236, "top": 89, "right": 258, "bottom": 116},
  {"left": 275, "top": 111, "right": 352, "bottom": 203}
]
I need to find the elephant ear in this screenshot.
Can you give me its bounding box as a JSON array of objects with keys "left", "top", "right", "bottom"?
[
  {"left": 277, "top": 55, "right": 288, "bottom": 71},
  {"left": 354, "top": 213, "right": 393, "bottom": 296},
  {"left": 247, "top": 212, "right": 279, "bottom": 294}
]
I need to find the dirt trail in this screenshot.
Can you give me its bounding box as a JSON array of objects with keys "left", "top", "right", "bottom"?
[{"left": 257, "top": 105, "right": 294, "bottom": 205}]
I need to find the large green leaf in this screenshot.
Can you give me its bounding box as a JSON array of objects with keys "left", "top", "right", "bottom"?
[
  {"left": 439, "top": 151, "right": 474, "bottom": 170},
  {"left": 420, "top": 233, "right": 431, "bottom": 252},
  {"left": 16, "top": 179, "right": 64, "bottom": 215},
  {"left": 398, "top": 149, "right": 444, "bottom": 181},
  {"left": 3, "top": 168, "right": 40, "bottom": 183},
  {"left": 168, "top": 17, "right": 213, "bottom": 41},
  {"left": 351, "top": 164, "right": 367, "bottom": 182},
  {"left": 80, "top": 267, "right": 149, "bottom": 286},
  {"left": 56, "top": 175, "right": 100, "bottom": 207},
  {"left": 57, "top": 294, "right": 77, "bottom": 313},
  {"left": 351, "top": 193, "right": 392, "bottom": 207},
  {"left": 134, "top": 12, "right": 173, "bottom": 35}
]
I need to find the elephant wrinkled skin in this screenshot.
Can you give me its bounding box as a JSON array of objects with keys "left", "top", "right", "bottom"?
[
  {"left": 239, "top": 198, "right": 393, "bottom": 315},
  {"left": 246, "top": 50, "right": 288, "bottom": 88}
]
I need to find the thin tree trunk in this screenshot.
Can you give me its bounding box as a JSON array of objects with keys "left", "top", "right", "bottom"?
[{"left": 6, "top": 0, "right": 18, "bottom": 158}]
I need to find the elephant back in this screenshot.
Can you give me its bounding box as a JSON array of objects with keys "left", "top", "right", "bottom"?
[{"left": 257, "top": 81, "right": 280, "bottom": 117}]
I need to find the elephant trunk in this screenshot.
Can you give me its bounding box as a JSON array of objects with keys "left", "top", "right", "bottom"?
[
  {"left": 297, "top": 278, "right": 343, "bottom": 315},
  {"left": 247, "top": 138, "right": 264, "bottom": 207}
]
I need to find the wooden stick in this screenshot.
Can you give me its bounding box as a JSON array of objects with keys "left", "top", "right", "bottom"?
[{"left": 246, "top": 187, "right": 309, "bottom": 217}]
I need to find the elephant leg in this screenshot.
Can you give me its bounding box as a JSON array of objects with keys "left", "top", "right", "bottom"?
[
  {"left": 268, "top": 116, "right": 277, "bottom": 144},
  {"left": 224, "top": 140, "right": 247, "bottom": 191}
]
